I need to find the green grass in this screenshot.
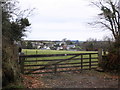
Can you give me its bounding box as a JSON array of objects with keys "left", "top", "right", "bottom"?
[
  {"left": 21, "top": 49, "right": 98, "bottom": 73},
  {"left": 22, "top": 49, "right": 97, "bottom": 55}
]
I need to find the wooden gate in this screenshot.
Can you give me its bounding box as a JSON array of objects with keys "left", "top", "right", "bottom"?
[{"left": 19, "top": 53, "right": 98, "bottom": 74}]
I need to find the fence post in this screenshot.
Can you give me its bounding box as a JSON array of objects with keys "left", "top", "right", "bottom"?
[
  {"left": 98, "top": 48, "right": 102, "bottom": 67},
  {"left": 103, "top": 50, "right": 106, "bottom": 56},
  {"left": 89, "top": 54, "right": 91, "bottom": 70}
]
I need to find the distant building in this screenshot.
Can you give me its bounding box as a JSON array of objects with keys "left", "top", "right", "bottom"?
[{"left": 67, "top": 45, "right": 76, "bottom": 50}]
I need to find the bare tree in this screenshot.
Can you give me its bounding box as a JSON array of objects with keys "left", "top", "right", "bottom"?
[
  {"left": 91, "top": 0, "right": 120, "bottom": 70},
  {"left": 91, "top": 0, "right": 120, "bottom": 48}
]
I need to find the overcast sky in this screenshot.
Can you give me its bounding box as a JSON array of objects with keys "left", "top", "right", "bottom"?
[{"left": 18, "top": 0, "right": 111, "bottom": 41}]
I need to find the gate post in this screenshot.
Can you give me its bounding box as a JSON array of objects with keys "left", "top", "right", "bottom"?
[
  {"left": 19, "top": 55, "right": 25, "bottom": 74},
  {"left": 21, "top": 57, "right": 25, "bottom": 74},
  {"left": 98, "top": 48, "right": 102, "bottom": 67}
]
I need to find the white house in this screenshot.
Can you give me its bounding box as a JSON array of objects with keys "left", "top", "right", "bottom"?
[
  {"left": 41, "top": 46, "right": 50, "bottom": 50},
  {"left": 67, "top": 45, "right": 76, "bottom": 50}
]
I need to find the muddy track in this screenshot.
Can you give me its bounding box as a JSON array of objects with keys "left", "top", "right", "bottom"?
[{"left": 22, "top": 70, "right": 119, "bottom": 88}]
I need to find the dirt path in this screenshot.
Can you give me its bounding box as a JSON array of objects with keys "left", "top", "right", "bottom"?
[{"left": 22, "top": 70, "right": 119, "bottom": 88}]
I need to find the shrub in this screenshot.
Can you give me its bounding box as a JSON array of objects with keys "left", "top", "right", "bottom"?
[{"left": 101, "top": 47, "right": 120, "bottom": 71}]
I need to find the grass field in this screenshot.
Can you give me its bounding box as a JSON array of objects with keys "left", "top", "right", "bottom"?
[
  {"left": 22, "top": 49, "right": 98, "bottom": 64},
  {"left": 22, "top": 49, "right": 98, "bottom": 55},
  {"left": 21, "top": 49, "right": 98, "bottom": 73}
]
